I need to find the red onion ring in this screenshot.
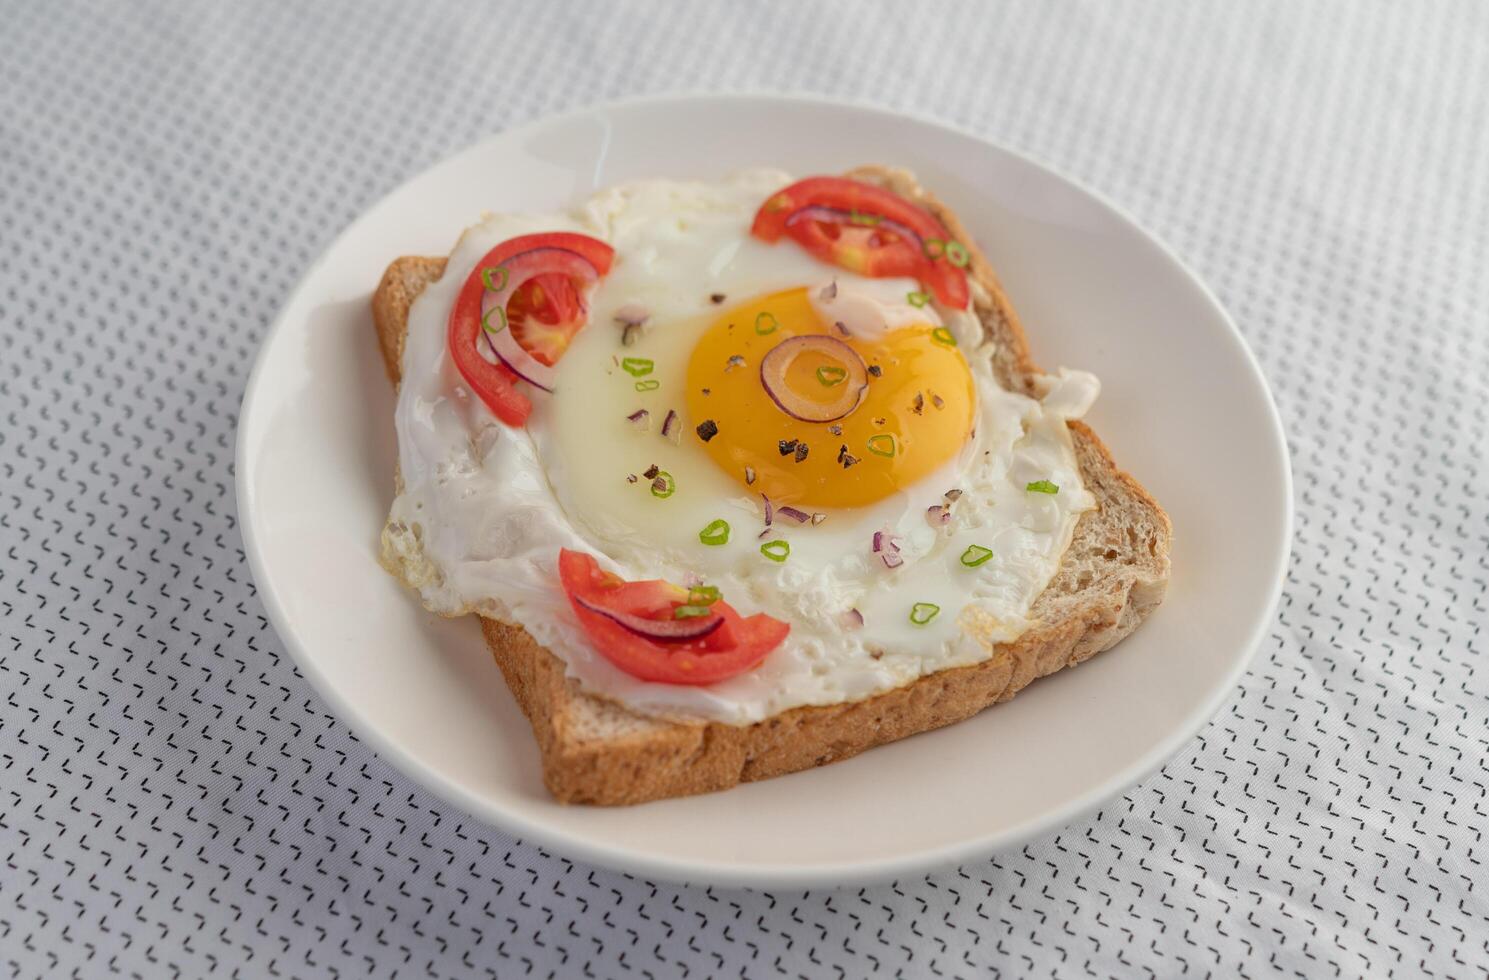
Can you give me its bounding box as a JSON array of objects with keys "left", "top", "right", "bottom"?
[
  {"left": 573, "top": 593, "right": 723, "bottom": 641},
  {"left": 480, "top": 248, "right": 600, "bottom": 393},
  {"left": 759, "top": 335, "right": 868, "bottom": 424}
]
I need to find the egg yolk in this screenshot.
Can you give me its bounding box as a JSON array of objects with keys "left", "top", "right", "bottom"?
[{"left": 685, "top": 288, "right": 975, "bottom": 508}]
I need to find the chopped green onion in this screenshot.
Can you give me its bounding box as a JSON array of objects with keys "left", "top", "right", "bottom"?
[
  {"left": 909, "top": 601, "right": 941, "bottom": 626},
  {"left": 960, "top": 544, "right": 994, "bottom": 568},
  {"left": 849, "top": 209, "right": 882, "bottom": 226},
  {"left": 651, "top": 471, "right": 676, "bottom": 498},
  {"left": 621, "top": 357, "right": 654, "bottom": 377},
  {"left": 481, "top": 305, "right": 507, "bottom": 334},
  {"left": 760, "top": 539, "right": 790, "bottom": 562},
  {"left": 907, "top": 291, "right": 931, "bottom": 308},
  {"left": 688, "top": 584, "right": 722, "bottom": 605},
  {"left": 816, "top": 365, "right": 847, "bottom": 387},
  {"left": 923, "top": 238, "right": 946, "bottom": 260},
  {"left": 634, "top": 379, "right": 660, "bottom": 392},
  {"left": 480, "top": 266, "right": 509, "bottom": 292},
  {"left": 1026, "top": 480, "right": 1060, "bottom": 494},
  {"left": 866, "top": 433, "right": 897, "bottom": 458},
  {"left": 755, "top": 311, "right": 780, "bottom": 335},
  {"left": 698, "top": 519, "right": 730, "bottom": 546},
  {"left": 944, "top": 241, "right": 970, "bottom": 268},
  {"left": 673, "top": 604, "right": 714, "bottom": 619},
  {"left": 931, "top": 326, "right": 957, "bottom": 347}
]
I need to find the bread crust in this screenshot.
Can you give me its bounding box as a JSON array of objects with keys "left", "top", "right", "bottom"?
[{"left": 370, "top": 170, "right": 1172, "bottom": 805}]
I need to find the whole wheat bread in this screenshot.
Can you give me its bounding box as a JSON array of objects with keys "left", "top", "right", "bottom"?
[{"left": 371, "top": 167, "right": 1171, "bottom": 805}]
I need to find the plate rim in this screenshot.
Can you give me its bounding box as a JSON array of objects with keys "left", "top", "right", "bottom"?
[{"left": 236, "top": 90, "right": 1294, "bottom": 889}]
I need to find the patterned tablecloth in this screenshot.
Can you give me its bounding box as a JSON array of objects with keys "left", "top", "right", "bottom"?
[{"left": 4, "top": 2, "right": 1487, "bottom": 976}]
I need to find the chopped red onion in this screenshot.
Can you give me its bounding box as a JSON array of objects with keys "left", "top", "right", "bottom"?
[
  {"left": 840, "top": 608, "right": 864, "bottom": 630},
  {"left": 626, "top": 409, "right": 650, "bottom": 431},
  {"left": 661, "top": 409, "right": 681, "bottom": 444},
  {"left": 745, "top": 465, "right": 756, "bottom": 485},
  {"left": 926, "top": 504, "right": 951, "bottom": 527},
  {"left": 761, "top": 493, "right": 773, "bottom": 526},
  {"left": 943, "top": 488, "right": 963, "bottom": 502},
  {"left": 614, "top": 303, "right": 650, "bottom": 327},
  {"left": 872, "top": 530, "right": 903, "bottom": 569},
  {"left": 573, "top": 593, "right": 722, "bottom": 640},
  {"left": 811, "top": 512, "right": 827, "bottom": 526},
  {"left": 777, "top": 505, "right": 811, "bottom": 524},
  {"left": 819, "top": 280, "right": 838, "bottom": 301}
]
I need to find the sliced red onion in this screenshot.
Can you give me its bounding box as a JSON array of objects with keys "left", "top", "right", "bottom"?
[
  {"left": 926, "top": 504, "right": 951, "bottom": 527},
  {"left": 761, "top": 493, "right": 774, "bottom": 526},
  {"left": 480, "top": 247, "right": 599, "bottom": 393},
  {"left": 661, "top": 409, "right": 681, "bottom": 444},
  {"left": 759, "top": 335, "right": 868, "bottom": 424},
  {"left": 786, "top": 206, "right": 924, "bottom": 254},
  {"left": 744, "top": 465, "right": 756, "bottom": 485},
  {"left": 819, "top": 279, "right": 838, "bottom": 301},
  {"left": 943, "top": 488, "right": 963, "bottom": 503},
  {"left": 776, "top": 505, "right": 811, "bottom": 524},
  {"left": 880, "top": 551, "right": 904, "bottom": 570},
  {"left": 840, "top": 608, "right": 864, "bottom": 630},
  {"left": 626, "top": 409, "right": 650, "bottom": 431},
  {"left": 573, "top": 593, "right": 722, "bottom": 641}
]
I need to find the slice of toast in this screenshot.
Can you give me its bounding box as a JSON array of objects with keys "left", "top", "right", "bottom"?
[{"left": 371, "top": 168, "right": 1172, "bottom": 805}]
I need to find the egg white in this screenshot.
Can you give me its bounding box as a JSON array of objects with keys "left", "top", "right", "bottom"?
[{"left": 383, "top": 170, "right": 1098, "bottom": 724}]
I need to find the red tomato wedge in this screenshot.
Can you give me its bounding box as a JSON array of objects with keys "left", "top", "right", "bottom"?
[
  {"left": 447, "top": 232, "right": 614, "bottom": 426},
  {"left": 751, "top": 176, "right": 970, "bottom": 309},
  {"left": 558, "top": 549, "right": 789, "bottom": 685}
]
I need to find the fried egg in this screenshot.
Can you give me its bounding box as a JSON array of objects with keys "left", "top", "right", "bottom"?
[{"left": 383, "top": 170, "right": 1099, "bottom": 724}]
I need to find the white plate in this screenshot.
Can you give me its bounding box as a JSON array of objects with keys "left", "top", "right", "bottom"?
[{"left": 237, "top": 94, "right": 1291, "bottom": 889}]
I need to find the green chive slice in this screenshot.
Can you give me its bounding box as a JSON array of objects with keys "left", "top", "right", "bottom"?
[
  {"left": 931, "top": 326, "right": 956, "bottom": 347},
  {"left": 755, "top": 311, "right": 780, "bottom": 335},
  {"left": 621, "top": 357, "right": 654, "bottom": 377},
  {"left": 688, "top": 584, "right": 722, "bottom": 605},
  {"left": 760, "top": 539, "right": 790, "bottom": 562},
  {"left": 945, "top": 241, "right": 970, "bottom": 268},
  {"left": 634, "top": 379, "right": 660, "bottom": 392},
  {"left": 481, "top": 306, "right": 507, "bottom": 334},
  {"left": 650, "top": 471, "right": 676, "bottom": 498},
  {"left": 673, "top": 604, "right": 714, "bottom": 619},
  {"left": 923, "top": 238, "right": 946, "bottom": 260},
  {"left": 866, "top": 433, "right": 897, "bottom": 458},
  {"left": 698, "top": 519, "right": 730, "bottom": 546},
  {"left": 907, "top": 290, "right": 931, "bottom": 308},
  {"left": 816, "top": 365, "right": 847, "bottom": 387},
  {"left": 909, "top": 602, "right": 941, "bottom": 626},
  {"left": 480, "top": 266, "right": 509, "bottom": 292},
  {"left": 960, "top": 544, "right": 994, "bottom": 567},
  {"left": 1026, "top": 480, "right": 1060, "bottom": 494}
]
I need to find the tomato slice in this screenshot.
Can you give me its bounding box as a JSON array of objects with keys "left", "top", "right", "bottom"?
[
  {"left": 751, "top": 176, "right": 969, "bottom": 309},
  {"left": 558, "top": 549, "right": 789, "bottom": 685},
  {"left": 505, "top": 272, "right": 584, "bottom": 366},
  {"left": 447, "top": 232, "right": 614, "bottom": 426}
]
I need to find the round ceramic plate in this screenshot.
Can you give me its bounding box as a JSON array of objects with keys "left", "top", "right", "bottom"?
[{"left": 237, "top": 94, "right": 1291, "bottom": 889}]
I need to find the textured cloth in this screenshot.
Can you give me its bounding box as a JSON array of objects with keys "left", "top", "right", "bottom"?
[{"left": 3, "top": 1, "right": 1488, "bottom": 977}]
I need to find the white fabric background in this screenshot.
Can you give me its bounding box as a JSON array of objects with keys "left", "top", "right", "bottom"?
[{"left": 3, "top": 1, "right": 1487, "bottom": 977}]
